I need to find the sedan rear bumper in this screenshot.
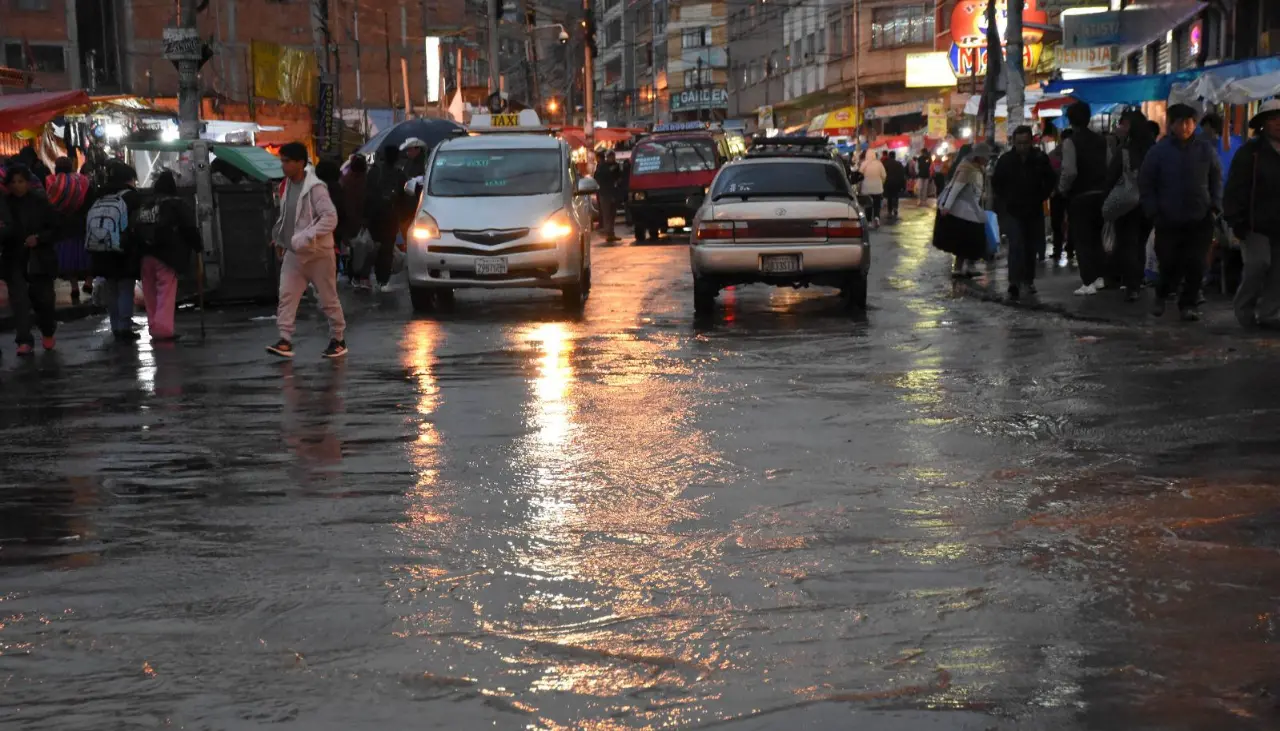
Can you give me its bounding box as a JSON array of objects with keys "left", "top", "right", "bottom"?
[{"left": 691, "top": 242, "right": 867, "bottom": 281}]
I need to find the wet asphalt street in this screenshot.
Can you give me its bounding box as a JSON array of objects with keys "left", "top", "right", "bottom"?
[{"left": 3, "top": 206, "right": 1280, "bottom": 730}]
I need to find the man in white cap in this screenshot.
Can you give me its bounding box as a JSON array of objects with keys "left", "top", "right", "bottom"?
[{"left": 1225, "top": 99, "right": 1280, "bottom": 328}]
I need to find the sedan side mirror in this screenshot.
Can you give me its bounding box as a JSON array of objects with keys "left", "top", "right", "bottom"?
[{"left": 575, "top": 177, "right": 600, "bottom": 195}]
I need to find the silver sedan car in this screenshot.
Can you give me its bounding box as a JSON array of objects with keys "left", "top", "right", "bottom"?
[
  {"left": 688, "top": 141, "right": 870, "bottom": 314},
  {"left": 406, "top": 133, "right": 599, "bottom": 312}
]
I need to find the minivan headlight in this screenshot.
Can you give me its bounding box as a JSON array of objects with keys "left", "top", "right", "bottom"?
[
  {"left": 539, "top": 209, "right": 575, "bottom": 240},
  {"left": 411, "top": 211, "right": 440, "bottom": 241}
]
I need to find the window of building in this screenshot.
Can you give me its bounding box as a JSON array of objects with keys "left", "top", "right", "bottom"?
[
  {"left": 4, "top": 42, "right": 66, "bottom": 72},
  {"left": 805, "top": 33, "right": 816, "bottom": 61},
  {"left": 606, "top": 18, "right": 622, "bottom": 46},
  {"left": 870, "top": 4, "right": 934, "bottom": 50},
  {"left": 682, "top": 27, "right": 711, "bottom": 48},
  {"left": 830, "top": 16, "right": 845, "bottom": 55},
  {"left": 683, "top": 66, "right": 710, "bottom": 87}
]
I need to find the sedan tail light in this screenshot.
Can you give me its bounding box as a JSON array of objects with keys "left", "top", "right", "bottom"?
[
  {"left": 694, "top": 221, "right": 736, "bottom": 241},
  {"left": 820, "top": 219, "right": 863, "bottom": 239}
]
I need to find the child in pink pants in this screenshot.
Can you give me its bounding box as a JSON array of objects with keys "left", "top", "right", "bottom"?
[
  {"left": 140, "top": 256, "right": 179, "bottom": 339},
  {"left": 137, "top": 171, "right": 200, "bottom": 340}
]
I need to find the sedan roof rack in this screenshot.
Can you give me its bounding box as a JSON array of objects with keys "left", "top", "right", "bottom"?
[{"left": 745, "top": 136, "right": 840, "bottom": 160}]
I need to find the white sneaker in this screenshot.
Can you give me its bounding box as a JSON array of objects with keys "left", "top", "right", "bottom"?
[
  {"left": 379, "top": 282, "right": 397, "bottom": 293},
  {"left": 1074, "top": 284, "right": 1097, "bottom": 296},
  {"left": 1090, "top": 277, "right": 1105, "bottom": 289}
]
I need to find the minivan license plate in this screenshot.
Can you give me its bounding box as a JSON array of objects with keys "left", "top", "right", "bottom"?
[
  {"left": 761, "top": 255, "right": 800, "bottom": 274},
  {"left": 475, "top": 257, "right": 508, "bottom": 275}
]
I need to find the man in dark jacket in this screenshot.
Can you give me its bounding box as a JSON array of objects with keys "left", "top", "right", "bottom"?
[
  {"left": 993, "top": 125, "right": 1057, "bottom": 300},
  {"left": 882, "top": 152, "right": 907, "bottom": 221},
  {"left": 364, "top": 145, "right": 403, "bottom": 291},
  {"left": 1225, "top": 100, "right": 1280, "bottom": 328},
  {"left": 1, "top": 165, "right": 59, "bottom": 354},
  {"left": 593, "top": 151, "right": 622, "bottom": 242},
  {"left": 1058, "top": 101, "right": 1110, "bottom": 295},
  {"left": 1139, "top": 103, "right": 1223, "bottom": 321}
]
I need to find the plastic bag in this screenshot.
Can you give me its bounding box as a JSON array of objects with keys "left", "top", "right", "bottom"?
[
  {"left": 1144, "top": 229, "right": 1159, "bottom": 283},
  {"left": 984, "top": 211, "right": 1001, "bottom": 257},
  {"left": 348, "top": 227, "right": 377, "bottom": 278}
]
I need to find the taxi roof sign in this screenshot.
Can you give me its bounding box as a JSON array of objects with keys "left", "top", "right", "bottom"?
[{"left": 469, "top": 109, "right": 548, "bottom": 133}]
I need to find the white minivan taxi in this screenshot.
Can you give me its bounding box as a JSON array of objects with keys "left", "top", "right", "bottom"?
[{"left": 407, "top": 111, "right": 599, "bottom": 312}]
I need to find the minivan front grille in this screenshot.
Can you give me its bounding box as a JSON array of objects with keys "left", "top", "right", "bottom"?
[{"left": 452, "top": 228, "right": 530, "bottom": 246}]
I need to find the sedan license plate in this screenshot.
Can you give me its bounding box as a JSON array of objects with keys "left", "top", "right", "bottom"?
[
  {"left": 761, "top": 254, "right": 801, "bottom": 274},
  {"left": 475, "top": 257, "right": 509, "bottom": 275},
  {"left": 667, "top": 216, "right": 686, "bottom": 228}
]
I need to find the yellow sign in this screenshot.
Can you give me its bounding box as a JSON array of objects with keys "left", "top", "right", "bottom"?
[
  {"left": 491, "top": 113, "right": 520, "bottom": 127},
  {"left": 927, "top": 101, "right": 947, "bottom": 138},
  {"left": 251, "top": 41, "right": 318, "bottom": 105}
]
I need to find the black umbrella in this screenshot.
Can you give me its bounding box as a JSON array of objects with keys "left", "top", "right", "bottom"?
[{"left": 357, "top": 118, "right": 467, "bottom": 156}]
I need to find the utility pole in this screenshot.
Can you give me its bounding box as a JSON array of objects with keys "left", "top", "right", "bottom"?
[
  {"left": 1006, "top": 0, "right": 1026, "bottom": 135},
  {"left": 384, "top": 11, "right": 395, "bottom": 117},
  {"left": 176, "top": 0, "right": 201, "bottom": 139},
  {"left": 583, "top": 0, "right": 595, "bottom": 147},
  {"left": 489, "top": 0, "right": 502, "bottom": 94},
  {"left": 982, "top": 0, "right": 999, "bottom": 143}
]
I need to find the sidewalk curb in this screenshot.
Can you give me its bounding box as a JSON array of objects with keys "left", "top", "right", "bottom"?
[
  {"left": 954, "top": 279, "right": 1116, "bottom": 324},
  {"left": 0, "top": 303, "right": 102, "bottom": 333}
]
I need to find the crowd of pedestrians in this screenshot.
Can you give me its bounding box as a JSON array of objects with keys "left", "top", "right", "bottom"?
[{"left": 928, "top": 98, "right": 1280, "bottom": 326}]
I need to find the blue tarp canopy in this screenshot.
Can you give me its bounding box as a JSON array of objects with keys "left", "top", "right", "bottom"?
[{"left": 1043, "top": 57, "right": 1280, "bottom": 105}]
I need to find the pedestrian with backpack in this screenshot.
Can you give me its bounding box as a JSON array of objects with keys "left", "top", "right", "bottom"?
[
  {"left": 266, "top": 142, "right": 347, "bottom": 359},
  {"left": 86, "top": 162, "right": 142, "bottom": 341},
  {"left": 136, "top": 171, "right": 200, "bottom": 340},
  {"left": 364, "top": 145, "right": 404, "bottom": 292},
  {"left": 1, "top": 165, "right": 59, "bottom": 355}
]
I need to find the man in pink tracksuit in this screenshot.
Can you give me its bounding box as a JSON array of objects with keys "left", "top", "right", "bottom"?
[{"left": 266, "top": 142, "right": 348, "bottom": 359}]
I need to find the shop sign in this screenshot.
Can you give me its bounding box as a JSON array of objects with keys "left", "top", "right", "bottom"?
[
  {"left": 315, "top": 77, "right": 336, "bottom": 155},
  {"left": 927, "top": 101, "right": 947, "bottom": 138},
  {"left": 1060, "top": 46, "right": 1113, "bottom": 69},
  {"left": 670, "top": 87, "right": 728, "bottom": 112},
  {"left": 906, "top": 52, "right": 958, "bottom": 88},
  {"left": 949, "top": 43, "right": 1042, "bottom": 78},
  {"left": 757, "top": 105, "right": 774, "bottom": 129},
  {"left": 864, "top": 101, "right": 926, "bottom": 121},
  {"left": 162, "top": 27, "right": 203, "bottom": 62},
  {"left": 1063, "top": 11, "right": 1123, "bottom": 48},
  {"left": 1188, "top": 19, "right": 1203, "bottom": 58},
  {"left": 946, "top": 0, "right": 1047, "bottom": 77}
]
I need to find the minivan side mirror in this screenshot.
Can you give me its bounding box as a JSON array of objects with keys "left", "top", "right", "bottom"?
[
  {"left": 575, "top": 177, "right": 600, "bottom": 195},
  {"left": 685, "top": 193, "right": 705, "bottom": 211}
]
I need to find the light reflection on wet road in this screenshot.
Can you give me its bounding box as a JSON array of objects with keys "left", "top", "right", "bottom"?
[{"left": 3, "top": 208, "right": 1280, "bottom": 729}]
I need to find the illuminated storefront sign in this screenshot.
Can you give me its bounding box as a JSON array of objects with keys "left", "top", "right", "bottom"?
[{"left": 946, "top": 0, "right": 1047, "bottom": 77}]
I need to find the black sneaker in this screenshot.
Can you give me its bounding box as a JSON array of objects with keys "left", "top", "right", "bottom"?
[
  {"left": 322, "top": 339, "right": 348, "bottom": 359},
  {"left": 1027, "top": 283, "right": 1038, "bottom": 296},
  {"left": 1180, "top": 308, "right": 1202, "bottom": 322},
  {"left": 267, "top": 339, "right": 295, "bottom": 358},
  {"left": 1151, "top": 293, "right": 1167, "bottom": 317},
  {"left": 113, "top": 330, "right": 141, "bottom": 341},
  {"left": 1007, "top": 285, "right": 1020, "bottom": 302}
]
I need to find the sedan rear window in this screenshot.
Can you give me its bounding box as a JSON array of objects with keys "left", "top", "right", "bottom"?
[{"left": 711, "top": 161, "right": 852, "bottom": 200}]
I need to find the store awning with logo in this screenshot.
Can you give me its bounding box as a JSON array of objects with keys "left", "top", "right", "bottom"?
[
  {"left": 807, "top": 106, "right": 861, "bottom": 136},
  {"left": 0, "top": 90, "right": 91, "bottom": 133}
]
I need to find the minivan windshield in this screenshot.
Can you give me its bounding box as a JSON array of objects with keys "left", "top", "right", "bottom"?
[
  {"left": 711, "top": 161, "right": 852, "bottom": 199},
  {"left": 632, "top": 138, "right": 717, "bottom": 174},
  {"left": 428, "top": 149, "right": 562, "bottom": 197}
]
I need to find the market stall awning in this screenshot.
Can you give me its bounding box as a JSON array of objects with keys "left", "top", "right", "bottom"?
[
  {"left": 1044, "top": 56, "right": 1280, "bottom": 105},
  {"left": 808, "top": 106, "right": 861, "bottom": 136},
  {"left": 0, "top": 90, "right": 91, "bottom": 133},
  {"left": 1171, "top": 68, "right": 1280, "bottom": 106},
  {"left": 126, "top": 140, "right": 284, "bottom": 181}
]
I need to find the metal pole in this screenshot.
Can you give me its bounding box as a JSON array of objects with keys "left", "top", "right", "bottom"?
[
  {"left": 853, "top": 0, "right": 861, "bottom": 142},
  {"left": 1006, "top": 0, "right": 1025, "bottom": 135},
  {"left": 178, "top": 0, "right": 201, "bottom": 139},
  {"left": 583, "top": 0, "right": 594, "bottom": 148},
  {"left": 384, "top": 11, "right": 395, "bottom": 116},
  {"left": 983, "top": 0, "right": 998, "bottom": 143},
  {"left": 489, "top": 0, "right": 501, "bottom": 94},
  {"left": 353, "top": 8, "right": 362, "bottom": 105}
]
